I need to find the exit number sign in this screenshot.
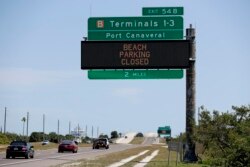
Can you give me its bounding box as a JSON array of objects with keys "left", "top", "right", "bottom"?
[{"left": 143, "top": 7, "right": 184, "bottom": 16}]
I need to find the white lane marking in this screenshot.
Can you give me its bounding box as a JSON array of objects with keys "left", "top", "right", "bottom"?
[
  {"left": 0, "top": 159, "right": 43, "bottom": 167},
  {"left": 0, "top": 149, "right": 100, "bottom": 167},
  {"left": 107, "top": 150, "right": 149, "bottom": 167},
  {"left": 61, "top": 162, "right": 81, "bottom": 167},
  {"left": 133, "top": 150, "right": 159, "bottom": 167}
]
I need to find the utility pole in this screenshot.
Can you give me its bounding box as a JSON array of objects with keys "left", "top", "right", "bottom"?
[
  {"left": 184, "top": 24, "right": 198, "bottom": 162},
  {"left": 85, "top": 125, "right": 88, "bottom": 137},
  {"left": 57, "top": 120, "right": 60, "bottom": 143},
  {"left": 4, "top": 107, "right": 7, "bottom": 134},
  {"left": 43, "top": 114, "right": 45, "bottom": 140},
  {"left": 97, "top": 126, "right": 99, "bottom": 138},
  {"left": 91, "top": 126, "right": 94, "bottom": 139},
  {"left": 78, "top": 123, "right": 80, "bottom": 137},
  {"left": 26, "top": 112, "right": 29, "bottom": 141},
  {"left": 69, "top": 121, "right": 71, "bottom": 135},
  {"left": 57, "top": 120, "right": 60, "bottom": 134}
]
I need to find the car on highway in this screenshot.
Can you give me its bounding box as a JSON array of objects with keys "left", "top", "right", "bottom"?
[
  {"left": 58, "top": 140, "right": 78, "bottom": 153},
  {"left": 6, "top": 141, "right": 34, "bottom": 159},
  {"left": 41, "top": 140, "right": 49, "bottom": 145},
  {"left": 92, "top": 138, "right": 109, "bottom": 149}
]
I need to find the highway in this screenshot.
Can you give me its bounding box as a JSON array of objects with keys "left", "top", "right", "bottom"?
[{"left": 0, "top": 144, "right": 138, "bottom": 167}]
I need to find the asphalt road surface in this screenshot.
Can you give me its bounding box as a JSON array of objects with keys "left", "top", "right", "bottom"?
[
  {"left": 0, "top": 136, "right": 158, "bottom": 167},
  {"left": 0, "top": 144, "right": 138, "bottom": 167}
]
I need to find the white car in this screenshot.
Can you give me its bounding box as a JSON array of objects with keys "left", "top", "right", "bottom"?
[{"left": 42, "top": 140, "right": 49, "bottom": 145}]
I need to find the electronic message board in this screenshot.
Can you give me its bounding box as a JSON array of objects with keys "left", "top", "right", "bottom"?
[{"left": 81, "top": 40, "right": 190, "bottom": 70}]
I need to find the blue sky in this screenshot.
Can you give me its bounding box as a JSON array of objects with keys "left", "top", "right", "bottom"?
[{"left": 0, "top": 0, "right": 249, "bottom": 137}]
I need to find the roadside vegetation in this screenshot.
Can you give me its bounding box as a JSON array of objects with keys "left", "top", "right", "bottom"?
[
  {"left": 74, "top": 146, "right": 155, "bottom": 167},
  {"left": 129, "top": 132, "right": 144, "bottom": 144},
  {"left": 0, "top": 132, "right": 76, "bottom": 144},
  {"left": 0, "top": 131, "right": 92, "bottom": 152},
  {"left": 129, "top": 137, "right": 145, "bottom": 145},
  {"left": 57, "top": 144, "right": 207, "bottom": 167},
  {"left": 194, "top": 104, "right": 250, "bottom": 166},
  {"left": 145, "top": 145, "right": 206, "bottom": 167}
]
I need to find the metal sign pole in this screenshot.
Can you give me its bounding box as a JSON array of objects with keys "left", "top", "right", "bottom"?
[
  {"left": 184, "top": 24, "right": 198, "bottom": 162},
  {"left": 168, "top": 148, "right": 170, "bottom": 166}
]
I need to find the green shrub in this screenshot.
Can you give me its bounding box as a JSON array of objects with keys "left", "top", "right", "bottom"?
[
  {"left": 135, "top": 132, "right": 143, "bottom": 137},
  {"left": 29, "top": 132, "right": 44, "bottom": 142},
  {"left": 195, "top": 105, "right": 250, "bottom": 166},
  {"left": 111, "top": 131, "right": 119, "bottom": 139},
  {"left": 5, "top": 132, "right": 22, "bottom": 142},
  {"left": 0, "top": 133, "right": 10, "bottom": 144}
]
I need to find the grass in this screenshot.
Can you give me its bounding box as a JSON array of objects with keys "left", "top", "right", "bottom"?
[
  {"left": 159, "top": 137, "right": 167, "bottom": 144},
  {"left": 0, "top": 144, "right": 8, "bottom": 152},
  {"left": 129, "top": 137, "right": 145, "bottom": 144},
  {"left": 59, "top": 146, "right": 154, "bottom": 167},
  {"left": 58, "top": 144, "right": 209, "bottom": 167},
  {"left": 145, "top": 145, "right": 208, "bottom": 167}
]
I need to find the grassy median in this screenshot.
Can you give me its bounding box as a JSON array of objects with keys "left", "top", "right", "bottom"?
[
  {"left": 59, "top": 144, "right": 208, "bottom": 167},
  {"left": 129, "top": 137, "right": 145, "bottom": 145}
]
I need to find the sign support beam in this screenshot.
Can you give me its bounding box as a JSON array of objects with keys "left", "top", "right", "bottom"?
[{"left": 184, "top": 25, "right": 198, "bottom": 162}]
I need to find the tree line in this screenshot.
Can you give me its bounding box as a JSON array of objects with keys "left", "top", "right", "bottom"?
[
  {"left": 0, "top": 130, "right": 125, "bottom": 145},
  {"left": 194, "top": 105, "right": 250, "bottom": 166},
  {"left": 0, "top": 132, "right": 76, "bottom": 144}
]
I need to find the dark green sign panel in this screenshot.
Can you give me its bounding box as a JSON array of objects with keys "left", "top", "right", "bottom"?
[
  {"left": 88, "top": 16, "right": 183, "bottom": 40},
  {"left": 158, "top": 126, "right": 171, "bottom": 136},
  {"left": 88, "top": 70, "right": 183, "bottom": 79},
  {"left": 88, "top": 16, "right": 183, "bottom": 30},
  {"left": 88, "top": 30, "right": 183, "bottom": 41},
  {"left": 143, "top": 7, "right": 184, "bottom": 16}
]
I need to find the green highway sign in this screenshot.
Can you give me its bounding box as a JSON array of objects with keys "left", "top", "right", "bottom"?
[
  {"left": 88, "top": 16, "right": 183, "bottom": 30},
  {"left": 88, "top": 70, "right": 183, "bottom": 79},
  {"left": 88, "top": 30, "right": 183, "bottom": 40},
  {"left": 143, "top": 7, "right": 184, "bottom": 16},
  {"left": 88, "top": 16, "right": 183, "bottom": 40}
]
